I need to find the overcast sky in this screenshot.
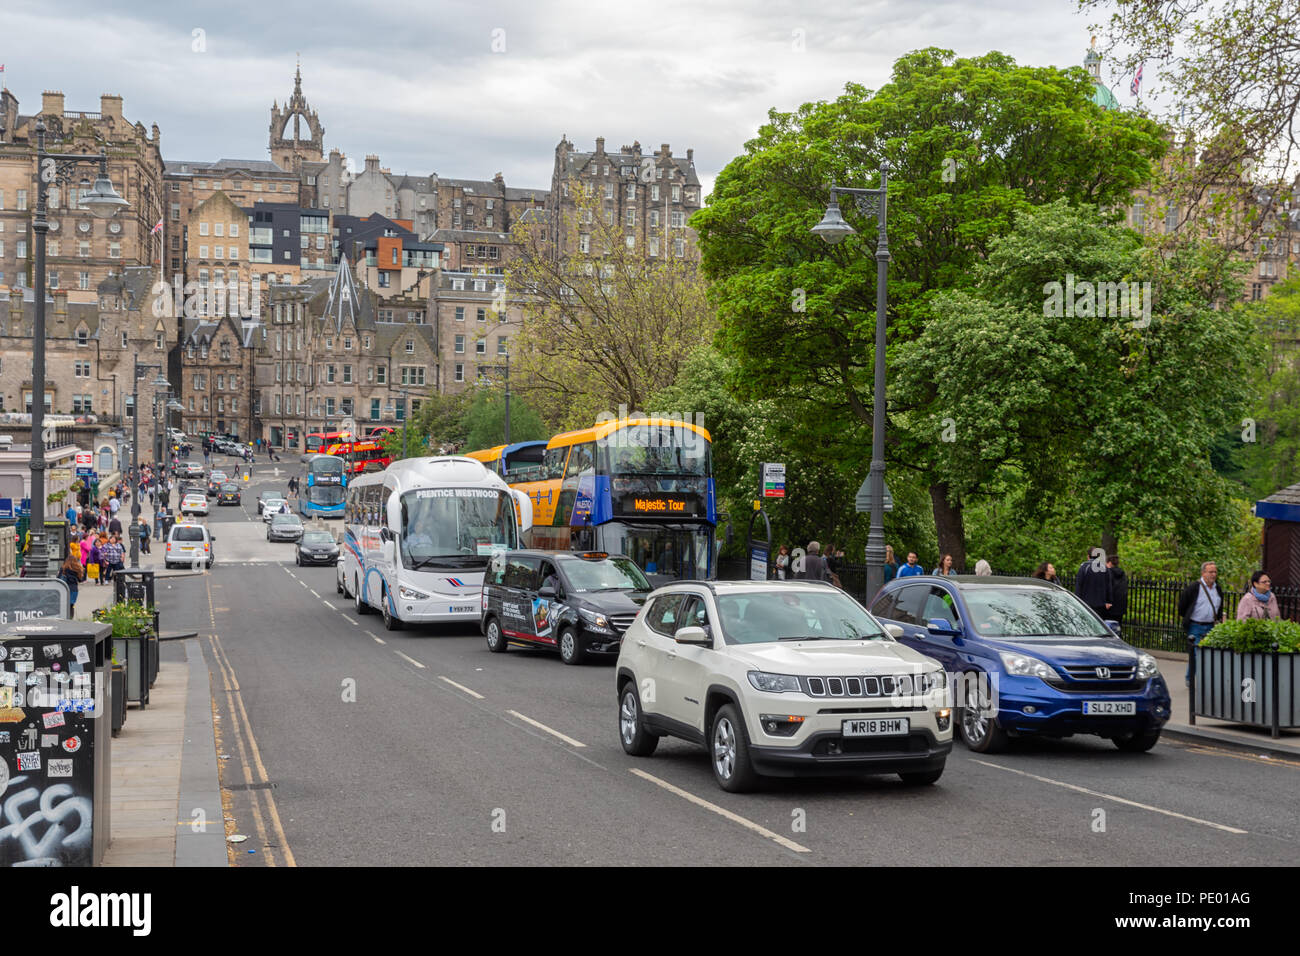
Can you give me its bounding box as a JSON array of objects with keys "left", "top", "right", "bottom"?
[{"left": 2, "top": 0, "right": 1135, "bottom": 197}]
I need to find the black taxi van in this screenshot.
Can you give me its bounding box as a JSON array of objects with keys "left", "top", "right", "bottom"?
[{"left": 481, "top": 551, "right": 652, "bottom": 664}]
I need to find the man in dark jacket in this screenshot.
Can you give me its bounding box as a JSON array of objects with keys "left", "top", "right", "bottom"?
[
  {"left": 803, "top": 541, "right": 831, "bottom": 581},
  {"left": 1074, "top": 547, "right": 1112, "bottom": 620},
  {"left": 1177, "top": 561, "right": 1225, "bottom": 685},
  {"left": 1106, "top": 553, "right": 1128, "bottom": 627}
]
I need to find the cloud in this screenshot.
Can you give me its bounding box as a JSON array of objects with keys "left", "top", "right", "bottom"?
[{"left": 1, "top": 0, "right": 1109, "bottom": 197}]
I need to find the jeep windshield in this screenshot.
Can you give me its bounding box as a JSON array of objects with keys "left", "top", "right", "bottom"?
[{"left": 716, "top": 591, "right": 888, "bottom": 645}]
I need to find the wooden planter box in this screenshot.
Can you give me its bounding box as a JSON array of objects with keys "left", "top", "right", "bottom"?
[{"left": 1192, "top": 645, "right": 1299, "bottom": 737}]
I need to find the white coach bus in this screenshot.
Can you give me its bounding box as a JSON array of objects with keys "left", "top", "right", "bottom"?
[{"left": 337, "top": 456, "right": 533, "bottom": 630}]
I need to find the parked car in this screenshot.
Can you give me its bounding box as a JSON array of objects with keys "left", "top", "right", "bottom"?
[
  {"left": 296, "top": 530, "right": 339, "bottom": 566},
  {"left": 867, "top": 576, "right": 1171, "bottom": 753},
  {"left": 217, "top": 482, "right": 241, "bottom": 505},
  {"left": 616, "top": 580, "right": 953, "bottom": 792},
  {"left": 267, "top": 511, "right": 304, "bottom": 542},
  {"left": 261, "top": 497, "right": 288, "bottom": 521},
  {"left": 164, "top": 522, "right": 214, "bottom": 570},
  {"left": 181, "top": 461, "right": 205, "bottom": 479},
  {"left": 179, "top": 493, "right": 209, "bottom": 516},
  {"left": 206, "top": 471, "right": 229, "bottom": 496},
  {"left": 482, "top": 550, "right": 651, "bottom": 664}
]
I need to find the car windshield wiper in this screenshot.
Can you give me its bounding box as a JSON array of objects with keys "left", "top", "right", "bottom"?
[
  {"left": 778, "top": 635, "right": 832, "bottom": 641},
  {"left": 409, "top": 554, "right": 482, "bottom": 571}
]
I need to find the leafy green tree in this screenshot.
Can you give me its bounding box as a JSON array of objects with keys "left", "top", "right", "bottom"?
[
  {"left": 461, "top": 389, "right": 549, "bottom": 451},
  {"left": 897, "top": 200, "right": 1259, "bottom": 559},
  {"left": 694, "top": 48, "right": 1167, "bottom": 566},
  {"left": 382, "top": 391, "right": 472, "bottom": 462},
  {"left": 1234, "top": 274, "right": 1300, "bottom": 497}
]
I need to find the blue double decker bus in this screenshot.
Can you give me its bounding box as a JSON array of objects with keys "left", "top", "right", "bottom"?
[{"left": 300, "top": 453, "right": 347, "bottom": 518}]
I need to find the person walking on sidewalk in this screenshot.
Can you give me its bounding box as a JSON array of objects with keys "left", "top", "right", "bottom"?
[
  {"left": 1106, "top": 553, "right": 1129, "bottom": 629},
  {"left": 1237, "top": 570, "right": 1280, "bottom": 620},
  {"left": 1178, "top": 561, "right": 1226, "bottom": 686},
  {"left": 137, "top": 515, "right": 152, "bottom": 556},
  {"left": 802, "top": 541, "right": 831, "bottom": 581},
  {"left": 57, "top": 552, "right": 85, "bottom": 617},
  {"left": 896, "top": 551, "right": 926, "bottom": 577},
  {"left": 884, "top": 545, "right": 900, "bottom": 583}
]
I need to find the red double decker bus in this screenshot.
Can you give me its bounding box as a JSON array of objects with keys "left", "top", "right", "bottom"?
[
  {"left": 323, "top": 439, "right": 391, "bottom": 475},
  {"left": 305, "top": 430, "right": 353, "bottom": 454}
]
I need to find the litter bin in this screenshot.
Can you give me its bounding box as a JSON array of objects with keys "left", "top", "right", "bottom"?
[{"left": 0, "top": 619, "right": 112, "bottom": 867}]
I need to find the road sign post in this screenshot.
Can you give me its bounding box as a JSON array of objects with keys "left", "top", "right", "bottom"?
[{"left": 761, "top": 462, "right": 786, "bottom": 499}]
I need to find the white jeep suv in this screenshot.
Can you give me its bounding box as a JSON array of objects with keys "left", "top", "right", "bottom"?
[{"left": 616, "top": 580, "right": 953, "bottom": 792}]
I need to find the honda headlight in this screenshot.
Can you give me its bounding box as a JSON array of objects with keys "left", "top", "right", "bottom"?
[
  {"left": 747, "top": 671, "right": 802, "bottom": 694},
  {"left": 998, "top": 651, "right": 1061, "bottom": 681},
  {"left": 1136, "top": 654, "right": 1159, "bottom": 680},
  {"left": 398, "top": 585, "right": 429, "bottom": 601}
]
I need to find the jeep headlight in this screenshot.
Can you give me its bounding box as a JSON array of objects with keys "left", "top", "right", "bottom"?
[
  {"left": 398, "top": 585, "right": 429, "bottom": 601},
  {"left": 579, "top": 608, "right": 610, "bottom": 629},
  {"left": 1136, "top": 653, "right": 1159, "bottom": 680},
  {"left": 747, "top": 671, "right": 802, "bottom": 694},
  {"left": 998, "top": 651, "right": 1061, "bottom": 681}
]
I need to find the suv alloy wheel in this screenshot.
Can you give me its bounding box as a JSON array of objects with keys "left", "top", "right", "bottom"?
[
  {"left": 958, "top": 690, "right": 1009, "bottom": 754},
  {"left": 619, "top": 683, "right": 658, "bottom": 756},
  {"left": 711, "top": 704, "right": 758, "bottom": 793}
]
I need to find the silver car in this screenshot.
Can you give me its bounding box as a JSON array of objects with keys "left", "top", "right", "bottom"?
[{"left": 267, "top": 511, "right": 304, "bottom": 542}]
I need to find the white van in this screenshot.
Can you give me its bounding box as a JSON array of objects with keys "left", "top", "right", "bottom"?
[
  {"left": 337, "top": 457, "right": 532, "bottom": 631},
  {"left": 165, "top": 522, "right": 214, "bottom": 570}
]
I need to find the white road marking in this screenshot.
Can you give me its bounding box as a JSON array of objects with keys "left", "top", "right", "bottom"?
[
  {"left": 323, "top": 600, "right": 337, "bottom": 610},
  {"left": 299, "top": 580, "right": 308, "bottom": 589},
  {"left": 505, "top": 710, "right": 586, "bottom": 748},
  {"left": 437, "top": 676, "right": 485, "bottom": 700},
  {"left": 310, "top": 589, "right": 321, "bottom": 599},
  {"left": 969, "top": 759, "right": 1248, "bottom": 834},
  {"left": 394, "top": 650, "right": 426, "bottom": 669},
  {"left": 629, "top": 769, "right": 811, "bottom": 853},
  {"left": 371, "top": 635, "right": 386, "bottom": 645}
]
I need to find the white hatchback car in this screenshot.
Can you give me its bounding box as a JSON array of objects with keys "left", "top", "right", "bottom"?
[
  {"left": 179, "top": 492, "right": 209, "bottom": 516},
  {"left": 616, "top": 580, "right": 953, "bottom": 792}
]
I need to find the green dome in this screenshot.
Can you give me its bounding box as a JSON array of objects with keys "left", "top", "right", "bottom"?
[{"left": 1091, "top": 81, "right": 1120, "bottom": 111}]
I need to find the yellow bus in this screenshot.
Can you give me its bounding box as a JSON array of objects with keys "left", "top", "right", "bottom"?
[{"left": 470, "top": 418, "right": 715, "bottom": 580}]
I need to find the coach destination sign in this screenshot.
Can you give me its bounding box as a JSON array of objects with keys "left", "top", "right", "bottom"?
[{"left": 618, "top": 493, "right": 702, "bottom": 517}]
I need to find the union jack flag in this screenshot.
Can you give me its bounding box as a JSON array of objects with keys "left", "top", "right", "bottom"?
[
  {"left": 1131, "top": 63, "right": 1144, "bottom": 97},
  {"left": 151, "top": 218, "right": 163, "bottom": 235}
]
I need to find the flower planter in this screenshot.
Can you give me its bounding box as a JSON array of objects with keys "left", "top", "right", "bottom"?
[{"left": 1192, "top": 645, "right": 1299, "bottom": 737}]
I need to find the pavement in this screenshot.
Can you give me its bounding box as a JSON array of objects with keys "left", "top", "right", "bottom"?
[{"left": 70, "top": 476, "right": 243, "bottom": 867}]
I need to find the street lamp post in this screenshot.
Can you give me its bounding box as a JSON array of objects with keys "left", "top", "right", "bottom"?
[
  {"left": 23, "top": 119, "right": 129, "bottom": 577},
  {"left": 130, "top": 362, "right": 169, "bottom": 569},
  {"left": 813, "top": 162, "right": 891, "bottom": 600}
]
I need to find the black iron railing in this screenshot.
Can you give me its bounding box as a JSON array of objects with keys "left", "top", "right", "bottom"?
[{"left": 714, "top": 558, "right": 1300, "bottom": 652}]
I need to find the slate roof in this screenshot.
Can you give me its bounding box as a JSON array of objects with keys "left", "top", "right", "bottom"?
[
  {"left": 96, "top": 266, "right": 157, "bottom": 312},
  {"left": 563, "top": 142, "right": 700, "bottom": 187},
  {"left": 1264, "top": 483, "right": 1300, "bottom": 506},
  {"left": 165, "top": 158, "right": 292, "bottom": 176}
]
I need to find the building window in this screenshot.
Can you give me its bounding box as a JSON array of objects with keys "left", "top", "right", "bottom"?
[
  {"left": 78, "top": 271, "right": 90, "bottom": 290},
  {"left": 76, "top": 328, "right": 88, "bottom": 347},
  {"left": 579, "top": 234, "right": 590, "bottom": 254},
  {"left": 454, "top": 363, "right": 464, "bottom": 383},
  {"left": 401, "top": 366, "right": 426, "bottom": 386},
  {"left": 363, "top": 335, "right": 372, "bottom": 348},
  {"left": 343, "top": 365, "right": 353, "bottom": 384},
  {"left": 672, "top": 185, "right": 681, "bottom": 202},
  {"left": 670, "top": 212, "right": 684, "bottom": 228},
  {"left": 674, "top": 238, "right": 685, "bottom": 257},
  {"left": 377, "top": 366, "right": 386, "bottom": 385},
  {"left": 156, "top": 331, "right": 165, "bottom": 350},
  {"left": 16, "top": 240, "right": 26, "bottom": 259},
  {"left": 649, "top": 236, "right": 659, "bottom": 257},
  {"left": 455, "top": 306, "right": 465, "bottom": 321},
  {"left": 405, "top": 338, "right": 415, "bottom": 353},
  {"left": 475, "top": 339, "right": 486, "bottom": 355},
  {"left": 370, "top": 398, "right": 381, "bottom": 420},
  {"left": 455, "top": 335, "right": 465, "bottom": 353},
  {"left": 17, "top": 190, "right": 28, "bottom": 211},
  {"left": 325, "top": 397, "right": 334, "bottom": 416},
  {"left": 604, "top": 184, "right": 614, "bottom": 200},
  {"left": 477, "top": 308, "right": 486, "bottom": 322},
  {"left": 49, "top": 272, "right": 59, "bottom": 289},
  {"left": 497, "top": 338, "right": 507, "bottom": 355}
]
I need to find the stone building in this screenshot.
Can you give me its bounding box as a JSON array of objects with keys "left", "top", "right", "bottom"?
[
  {"left": 252, "top": 258, "right": 438, "bottom": 450},
  {"left": 0, "top": 90, "right": 166, "bottom": 304},
  {"left": 0, "top": 267, "right": 175, "bottom": 450},
  {"left": 269, "top": 64, "right": 325, "bottom": 179},
  {"left": 428, "top": 269, "right": 525, "bottom": 392},
  {"left": 178, "top": 312, "right": 259, "bottom": 439},
  {"left": 547, "top": 136, "right": 702, "bottom": 262}
]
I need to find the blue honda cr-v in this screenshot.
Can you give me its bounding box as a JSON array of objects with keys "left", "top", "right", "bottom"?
[{"left": 868, "top": 576, "right": 1171, "bottom": 752}]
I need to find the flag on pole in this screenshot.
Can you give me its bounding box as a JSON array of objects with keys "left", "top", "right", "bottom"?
[
  {"left": 1131, "top": 63, "right": 1144, "bottom": 97},
  {"left": 151, "top": 218, "right": 163, "bottom": 235}
]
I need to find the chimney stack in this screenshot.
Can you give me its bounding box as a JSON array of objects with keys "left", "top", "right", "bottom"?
[
  {"left": 687, "top": 148, "right": 694, "bottom": 163},
  {"left": 595, "top": 137, "right": 605, "bottom": 154},
  {"left": 100, "top": 94, "right": 124, "bottom": 122},
  {"left": 42, "top": 91, "right": 65, "bottom": 116}
]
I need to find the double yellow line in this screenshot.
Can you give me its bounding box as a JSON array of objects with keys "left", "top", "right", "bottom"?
[{"left": 205, "top": 574, "right": 297, "bottom": 867}]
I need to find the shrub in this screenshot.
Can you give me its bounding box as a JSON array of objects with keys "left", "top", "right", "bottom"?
[
  {"left": 93, "top": 600, "right": 156, "bottom": 638},
  {"left": 1200, "top": 617, "right": 1300, "bottom": 654}
]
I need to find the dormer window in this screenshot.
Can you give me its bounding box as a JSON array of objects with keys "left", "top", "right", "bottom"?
[{"left": 76, "top": 328, "right": 88, "bottom": 347}]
